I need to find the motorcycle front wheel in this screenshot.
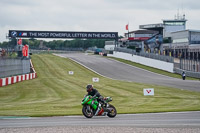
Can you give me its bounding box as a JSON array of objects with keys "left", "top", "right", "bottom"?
[
  {"left": 82, "top": 105, "right": 94, "bottom": 118},
  {"left": 107, "top": 104, "right": 117, "bottom": 118}
]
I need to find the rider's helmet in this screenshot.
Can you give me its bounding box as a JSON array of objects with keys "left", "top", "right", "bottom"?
[{"left": 86, "top": 84, "right": 93, "bottom": 92}]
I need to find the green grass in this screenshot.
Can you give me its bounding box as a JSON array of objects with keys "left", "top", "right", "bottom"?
[
  {"left": 0, "top": 54, "right": 200, "bottom": 117},
  {"left": 107, "top": 56, "right": 199, "bottom": 80}
]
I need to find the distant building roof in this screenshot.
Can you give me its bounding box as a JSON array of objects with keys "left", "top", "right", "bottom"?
[
  {"left": 126, "top": 30, "right": 158, "bottom": 34},
  {"left": 163, "top": 19, "right": 187, "bottom": 22},
  {"left": 139, "top": 23, "right": 163, "bottom": 29},
  {"left": 139, "top": 24, "right": 163, "bottom": 34}
]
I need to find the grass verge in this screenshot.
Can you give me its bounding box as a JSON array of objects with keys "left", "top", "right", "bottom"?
[{"left": 0, "top": 54, "right": 200, "bottom": 116}]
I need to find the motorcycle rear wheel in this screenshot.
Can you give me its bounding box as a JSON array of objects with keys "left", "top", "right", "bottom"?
[
  {"left": 107, "top": 104, "right": 117, "bottom": 118},
  {"left": 82, "top": 105, "right": 94, "bottom": 118}
]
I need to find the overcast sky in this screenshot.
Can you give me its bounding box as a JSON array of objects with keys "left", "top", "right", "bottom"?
[{"left": 0, "top": 0, "right": 200, "bottom": 42}]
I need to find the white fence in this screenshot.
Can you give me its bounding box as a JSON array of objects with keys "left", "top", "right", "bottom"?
[{"left": 109, "top": 51, "right": 174, "bottom": 73}]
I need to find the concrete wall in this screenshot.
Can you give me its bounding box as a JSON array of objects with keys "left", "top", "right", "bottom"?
[
  {"left": 0, "top": 58, "right": 30, "bottom": 78},
  {"left": 0, "top": 59, "right": 37, "bottom": 87},
  {"left": 109, "top": 51, "right": 174, "bottom": 73}
]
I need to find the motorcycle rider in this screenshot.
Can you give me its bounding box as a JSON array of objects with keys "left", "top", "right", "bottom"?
[
  {"left": 182, "top": 71, "right": 186, "bottom": 80},
  {"left": 86, "top": 84, "right": 104, "bottom": 115}
]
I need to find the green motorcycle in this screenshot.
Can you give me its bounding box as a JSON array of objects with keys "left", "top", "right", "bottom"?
[{"left": 81, "top": 95, "right": 117, "bottom": 118}]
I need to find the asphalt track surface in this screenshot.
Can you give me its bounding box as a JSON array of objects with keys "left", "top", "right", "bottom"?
[
  {"left": 1, "top": 111, "right": 200, "bottom": 128},
  {"left": 0, "top": 112, "right": 200, "bottom": 132},
  {"left": 56, "top": 53, "right": 200, "bottom": 92}
]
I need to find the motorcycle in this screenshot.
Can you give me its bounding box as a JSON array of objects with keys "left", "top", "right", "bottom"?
[{"left": 81, "top": 95, "right": 117, "bottom": 118}]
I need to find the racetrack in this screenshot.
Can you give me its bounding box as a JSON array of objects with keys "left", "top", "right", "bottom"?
[
  {"left": 1, "top": 53, "right": 200, "bottom": 132},
  {"left": 56, "top": 53, "right": 200, "bottom": 92},
  {"left": 1, "top": 112, "right": 200, "bottom": 132}
]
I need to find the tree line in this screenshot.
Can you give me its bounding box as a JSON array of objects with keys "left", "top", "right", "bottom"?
[{"left": 0, "top": 38, "right": 115, "bottom": 50}]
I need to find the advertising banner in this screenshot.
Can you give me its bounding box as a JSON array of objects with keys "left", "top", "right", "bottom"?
[{"left": 9, "top": 30, "right": 118, "bottom": 40}]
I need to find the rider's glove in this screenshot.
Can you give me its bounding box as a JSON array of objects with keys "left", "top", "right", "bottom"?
[{"left": 92, "top": 95, "right": 96, "bottom": 99}]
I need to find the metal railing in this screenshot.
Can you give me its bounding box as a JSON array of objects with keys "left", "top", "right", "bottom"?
[
  {"left": 30, "top": 49, "right": 83, "bottom": 54},
  {"left": 174, "top": 67, "right": 200, "bottom": 79},
  {"left": 114, "top": 47, "right": 200, "bottom": 78},
  {"left": 178, "top": 58, "right": 200, "bottom": 72}
]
